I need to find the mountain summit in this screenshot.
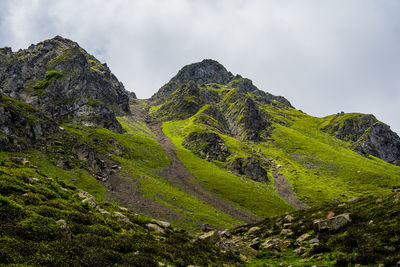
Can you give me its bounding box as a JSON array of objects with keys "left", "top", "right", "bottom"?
[{"left": 0, "top": 35, "right": 131, "bottom": 133}]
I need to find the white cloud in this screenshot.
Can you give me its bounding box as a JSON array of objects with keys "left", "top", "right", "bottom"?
[{"left": 1, "top": 0, "right": 400, "bottom": 133}]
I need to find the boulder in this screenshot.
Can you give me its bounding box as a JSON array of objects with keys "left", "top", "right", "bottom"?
[
  {"left": 146, "top": 223, "right": 165, "bottom": 234},
  {"left": 295, "top": 233, "right": 311, "bottom": 245},
  {"left": 154, "top": 220, "right": 171, "bottom": 229},
  {"left": 112, "top": 212, "right": 130, "bottom": 224},
  {"left": 230, "top": 157, "right": 269, "bottom": 182},
  {"left": 56, "top": 219, "right": 71, "bottom": 239},
  {"left": 247, "top": 226, "right": 260, "bottom": 234},
  {"left": 314, "top": 213, "right": 351, "bottom": 232},
  {"left": 199, "top": 230, "right": 219, "bottom": 242}
]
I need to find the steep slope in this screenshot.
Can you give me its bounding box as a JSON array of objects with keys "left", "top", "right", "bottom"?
[
  {"left": 222, "top": 190, "right": 400, "bottom": 266},
  {"left": 322, "top": 113, "right": 400, "bottom": 166},
  {"left": 0, "top": 36, "right": 131, "bottom": 132},
  {"left": 0, "top": 156, "right": 239, "bottom": 266},
  {"left": 149, "top": 59, "right": 400, "bottom": 214}
]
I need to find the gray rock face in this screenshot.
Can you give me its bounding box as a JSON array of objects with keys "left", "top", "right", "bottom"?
[
  {"left": 0, "top": 36, "right": 131, "bottom": 132},
  {"left": 230, "top": 157, "right": 269, "bottom": 182},
  {"left": 354, "top": 123, "right": 400, "bottom": 166},
  {"left": 323, "top": 113, "right": 400, "bottom": 166},
  {"left": 183, "top": 131, "right": 230, "bottom": 162},
  {"left": 152, "top": 59, "right": 233, "bottom": 100},
  {"left": 224, "top": 97, "right": 268, "bottom": 141},
  {"left": 0, "top": 94, "right": 59, "bottom": 150},
  {"left": 324, "top": 114, "right": 377, "bottom": 142}
]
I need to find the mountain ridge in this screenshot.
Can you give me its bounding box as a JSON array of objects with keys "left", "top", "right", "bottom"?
[{"left": 1, "top": 36, "right": 400, "bottom": 266}]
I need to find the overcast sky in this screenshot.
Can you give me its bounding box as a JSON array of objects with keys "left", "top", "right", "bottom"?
[{"left": 1, "top": 0, "right": 399, "bottom": 133}]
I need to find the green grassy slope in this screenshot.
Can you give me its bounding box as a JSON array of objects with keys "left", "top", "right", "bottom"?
[
  {"left": 0, "top": 156, "right": 239, "bottom": 266},
  {"left": 152, "top": 83, "right": 400, "bottom": 215},
  {"left": 163, "top": 118, "right": 294, "bottom": 218},
  {"left": 263, "top": 107, "right": 400, "bottom": 205},
  {"left": 60, "top": 119, "right": 241, "bottom": 231}
]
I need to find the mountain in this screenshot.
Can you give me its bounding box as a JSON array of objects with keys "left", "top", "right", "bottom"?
[
  {"left": 0, "top": 36, "right": 132, "bottom": 133},
  {"left": 1, "top": 37, "right": 400, "bottom": 266}
]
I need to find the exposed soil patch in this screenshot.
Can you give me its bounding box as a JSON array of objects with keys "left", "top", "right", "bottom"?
[
  {"left": 104, "top": 172, "right": 188, "bottom": 223},
  {"left": 272, "top": 165, "right": 307, "bottom": 210}
]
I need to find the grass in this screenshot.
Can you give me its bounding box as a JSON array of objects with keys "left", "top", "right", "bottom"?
[
  {"left": 0, "top": 156, "right": 239, "bottom": 266},
  {"left": 162, "top": 119, "right": 294, "bottom": 218},
  {"left": 62, "top": 119, "right": 241, "bottom": 231},
  {"left": 259, "top": 107, "right": 400, "bottom": 206}
]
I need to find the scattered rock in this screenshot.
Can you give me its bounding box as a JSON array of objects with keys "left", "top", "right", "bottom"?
[
  {"left": 220, "top": 230, "right": 232, "bottom": 239},
  {"left": 376, "top": 198, "right": 383, "bottom": 204},
  {"left": 199, "top": 230, "right": 219, "bottom": 242},
  {"left": 112, "top": 212, "right": 130, "bottom": 224},
  {"left": 295, "top": 233, "right": 311, "bottom": 245},
  {"left": 309, "top": 238, "right": 319, "bottom": 244},
  {"left": 247, "top": 226, "right": 260, "bottom": 234},
  {"left": 82, "top": 198, "right": 97, "bottom": 209},
  {"left": 98, "top": 208, "right": 110, "bottom": 215},
  {"left": 154, "top": 220, "right": 171, "bottom": 228},
  {"left": 146, "top": 223, "right": 165, "bottom": 234},
  {"left": 347, "top": 197, "right": 359, "bottom": 202},
  {"left": 280, "top": 229, "right": 293, "bottom": 236},
  {"left": 27, "top": 177, "right": 40, "bottom": 183},
  {"left": 294, "top": 247, "right": 306, "bottom": 255},
  {"left": 314, "top": 213, "right": 351, "bottom": 232},
  {"left": 56, "top": 219, "right": 71, "bottom": 239},
  {"left": 284, "top": 214, "right": 294, "bottom": 223}
]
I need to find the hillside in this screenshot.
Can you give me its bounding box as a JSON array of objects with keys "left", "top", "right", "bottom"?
[{"left": 1, "top": 37, "right": 400, "bottom": 265}]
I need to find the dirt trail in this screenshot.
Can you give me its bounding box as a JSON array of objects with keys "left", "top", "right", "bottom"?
[
  {"left": 272, "top": 165, "right": 307, "bottom": 210},
  {"left": 147, "top": 121, "right": 261, "bottom": 224},
  {"left": 105, "top": 173, "right": 187, "bottom": 223}
]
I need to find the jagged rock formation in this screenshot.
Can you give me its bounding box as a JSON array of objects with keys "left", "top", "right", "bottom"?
[
  {"left": 230, "top": 157, "right": 269, "bottom": 182},
  {"left": 0, "top": 36, "right": 131, "bottom": 132},
  {"left": 152, "top": 59, "right": 233, "bottom": 101},
  {"left": 323, "top": 113, "right": 400, "bottom": 166},
  {"left": 183, "top": 131, "right": 230, "bottom": 162},
  {"left": 150, "top": 59, "right": 292, "bottom": 142},
  {"left": 0, "top": 94, "right": 60, "bottom": 150}
]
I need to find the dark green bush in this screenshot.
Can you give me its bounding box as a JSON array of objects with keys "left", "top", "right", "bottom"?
[
  {"left": 16, "top": 215, "right": 62, "bottom": 241},
  {"left": 0, "top": 196, "right": 26, "bottom": 223}
]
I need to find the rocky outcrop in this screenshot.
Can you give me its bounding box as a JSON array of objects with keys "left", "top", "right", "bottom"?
[
  {"left": 183, "top": 131, "right": 230, "bottom": 162},
  {"left": 224, "top": 96, "right": 269, "bottom": 141},
  {"left": 354, "top": 123, "right": 400, "bottom": 166},
  {"left": 0, "top": 94, "right": 60, "bottom": 150},
  {"left": 152, "top": 59, "right": 233, "bottom": 101},
  {"left": 323, "top": 113, "right": 400, "bottom": 166},
  {"left": 230, "top": 157, "right": 269, "bottom": 182},
  {"left": 0, "top": 36, "right": 130, "bottom": 132},
  {"left": 313, "top": 213, "right": 351, "bottom": 232}
]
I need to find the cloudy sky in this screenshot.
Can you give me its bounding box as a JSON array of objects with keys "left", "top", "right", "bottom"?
[{"left": 1, "top": 0, "right": 399, "bottom": 133}]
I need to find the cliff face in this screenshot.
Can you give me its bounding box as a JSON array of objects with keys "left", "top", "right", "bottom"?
[
  {"left": 322, "top": 113, "right": 400, "bottom": 166},
  {"left": 0, "top": 36, "right": 131, "bottom": 132}
]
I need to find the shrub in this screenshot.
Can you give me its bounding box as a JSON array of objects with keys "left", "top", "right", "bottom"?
[{"left": 0, "top": 196, "right": 26, "bottom": 223}]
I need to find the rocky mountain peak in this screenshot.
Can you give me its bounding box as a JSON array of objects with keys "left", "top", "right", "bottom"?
[
  {"left": 0, "top": 36, "right": 131, "bottom": 132},
  {"left": 151, "top": 59, "right": 234, "bottom": 100},
  {"left": 171, "top": 59, "right": 233, "bottom": 85}
]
